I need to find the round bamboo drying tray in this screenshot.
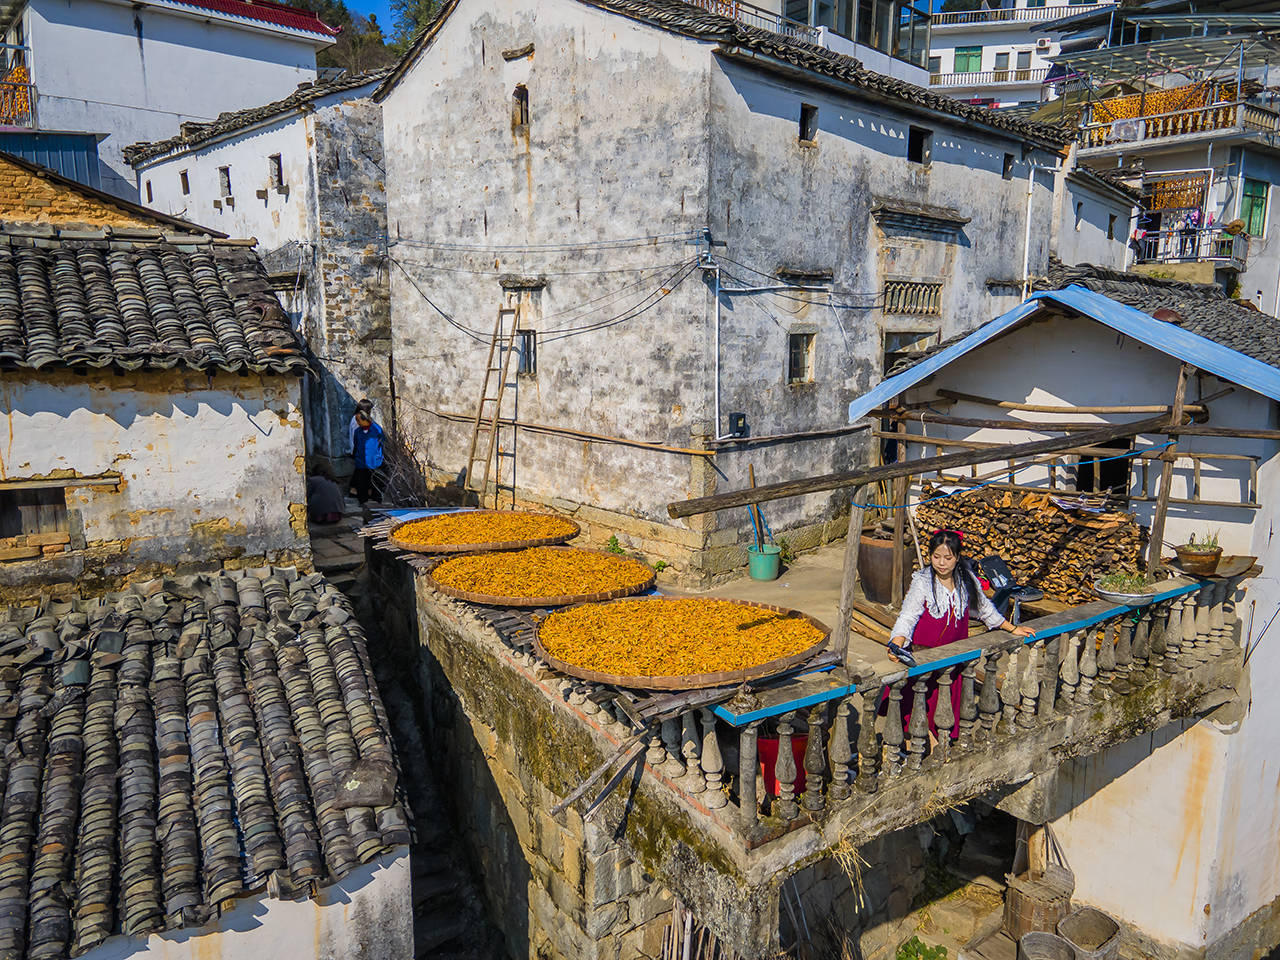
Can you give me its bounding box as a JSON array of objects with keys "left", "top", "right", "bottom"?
[
  {"left": 532, "top": 597, "right": 830, "bottom": 691},
  {"left": 423, "top": 547, "right": 656, "bottom": 608},
  {"left": 388, "top": 510, "right": 580, "bottom": 554}
]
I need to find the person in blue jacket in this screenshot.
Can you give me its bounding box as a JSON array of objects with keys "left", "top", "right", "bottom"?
[{"left": 351, "top": 411, "right": 385, "bottom": 504}]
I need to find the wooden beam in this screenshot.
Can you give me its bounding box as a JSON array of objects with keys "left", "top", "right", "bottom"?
[
  {"left": 1149, "top": 364, "right": 1193, "bottom": 575},
  {"left": 873, "top": 409, "right": 1202, "bottom": 433},
  {"left": 934, "top": 386, "right": 1227, "bottom": 416},
  {"left": 667, "top": 414, "right": 1172, "bottom": 519},
  {"left": 834, "top": 486, "right": 868, "bottom": 671},
  {"left": 891, "top": 419, "right": 908, "bottom": 605},
  {"left": 930, "top": 474, "right": 1259, "bottom": 510}
]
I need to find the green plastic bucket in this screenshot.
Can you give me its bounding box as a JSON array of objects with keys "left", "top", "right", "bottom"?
[{"left": 747, "top": 544, "right": 782, "bottom": 581}]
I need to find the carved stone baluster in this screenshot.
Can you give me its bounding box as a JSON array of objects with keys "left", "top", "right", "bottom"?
[
  {"left": 1113, "top": 617, "right": 1134, "bottom": 695},
  {"left": 1194, "top": 582, "right": 1214, "bottom": 661},
  {"left": 933, "top": 674, "right": 954, "bottom": 765},
  {"left": 738, "top": 721, "right": 760, "bottom": 824},
  {"left": 775, "top": 713, "right": 799, "bottom": 820},
  {"left": 1018, "top": 642, "right": 1040, "bottom": 727},
  {"left": 579, "top": 681, "right": 601, "bottom": 716},
  {"left": 1221, "top": 577, "right": 1243, "bottom": 651},
  {"left": 803, "top": 705, "right": 827, "bottom": 812},
  {"left": 883, "top": 681, "right": 906, "bottom": 777},
  {"left": 906, "top": 677, "right": 930, "bottom": 770},
  {"left": 1131, "top": 609, "right": 1152, "bottom": 679},
  {"left": 1162, "top": 596, "right": 1182, "bottom": 673},
  {"left": 978, "top": 651, "right": 1002, "bottom": 740},
  {"left": 1208, "top": 579, "right": 1228, "bottom": 654},
  {"left": 1148, "top": 602, "right": 1168, "bottom": 676},
  {"left": 1180, "top": 592, "right": 1199, "bottom": 668},
  {"left": 1059, "top": 630, "right": 1081, "bottom": 707},
  {"left": 681, "top": 712, "right": 705, "bottom": 793},
  {"left": 1078, "top": 626, "right": 1099, "bottom": 700},
  {"left": 660, "top": 717, "right": 685, "bottom": 779},
  {"left": 647, "top": 726, "right": 669, "bottom": 770},
  {"left": 828, "top": 698, "right": 853, "bottom": 801},
  {"left": 700, "top": 709, "right": 726, "bottom": 809},
  {"left": 1000, "top": 649, "right": 1022, "bottom": 733},
  {"left": 1096, "top": 619, "right": 1117, "bottom": 696},
  {"left": 855, "top": 694, "right": 880, "bottom": 793},
  {"left": 1038, "top": 636, "right": 1060, "bottom": 718},
  {"left": 956, "top": 661, "right": 979, "bottom": 751}
]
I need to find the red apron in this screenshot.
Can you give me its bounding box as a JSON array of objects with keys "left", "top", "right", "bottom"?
[{"left": 881, "top": 597, "right": 969, "bottom": 740}]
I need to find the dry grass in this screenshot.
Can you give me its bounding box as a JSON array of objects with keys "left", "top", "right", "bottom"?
[{"left": 379, "top": 423, "right": 433, "bottom": 506}]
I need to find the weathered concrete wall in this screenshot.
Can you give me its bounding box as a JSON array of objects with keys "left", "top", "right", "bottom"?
[
  {"left": 1056, "top": 174, "right": 1131, "bottom": 271},
  {"left": 82, "top": 849, "right": 410, "bottom": 960},
  {"left": 0, "top": 368, "right": 309, "bottom": 600},
  {"left": 308, "top": 96, "right": 391, "bottom": 469}
]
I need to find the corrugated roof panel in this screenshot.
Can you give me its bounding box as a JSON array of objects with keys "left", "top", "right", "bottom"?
[{"left": 847, "top": 284, "right": 1280, "bottom": 424}]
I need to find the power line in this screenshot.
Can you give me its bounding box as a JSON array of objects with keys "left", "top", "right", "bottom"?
[{"left": 388, "top": 231, "right": 701, "bottom": 254}]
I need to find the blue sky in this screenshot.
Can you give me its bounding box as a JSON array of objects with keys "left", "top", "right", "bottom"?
[{"left": 347, "top": 0, "right": 396, "bottom": 27}]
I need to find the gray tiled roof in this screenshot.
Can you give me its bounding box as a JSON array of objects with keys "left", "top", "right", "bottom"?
[
  {"left": 376, "top": 0, "right": 1073, "bottom": 148},
  {"left": 0, "top": 569, "right": 409, "bottom": 959},
  {"left": 0, "top": 227, "right": 307, "bottom": 374},
  {"left": 886, "top": 259, "right": 1280, "bottom": 376},
  {"left": 125, "top": 70, "right": 392, "bottom": 166}
]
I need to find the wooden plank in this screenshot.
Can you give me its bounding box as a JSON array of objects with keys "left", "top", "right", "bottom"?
[
  {"left": 667, "top": 414, "right": 1172, "bottom": 518},
  {"left": 1149, "top": 363, "right": 1192, "bottom": 575},
  {"left": 929, "top": 474, "right": 1258, "bottom": 510},
  {"left": 834, "top": 486, "right": 868, "bottom": 670},
  {"left": 934, "top": 386, "right": 1224, "bottom": 415},
  {"left": 891, "top": 420, "right": 908, "bottom": 605}
]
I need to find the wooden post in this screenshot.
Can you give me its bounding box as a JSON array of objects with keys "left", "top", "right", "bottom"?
[
  {"left": 890, "top": 420, "right": 908, "bottom": 605},
  {"left": 835, "top": 485, "right": 868, "bottom": 670},
  {"left": 1148, "top": 363, "right": 1193, "bottom": 575}
]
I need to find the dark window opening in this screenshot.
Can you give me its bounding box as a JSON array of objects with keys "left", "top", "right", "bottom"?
[
  {"left": 787, "top": 332, "right": 814, "bottom": 384},
  {"left": 907, "top": 126, "right": 931, "bottom": 165},
  {"left": 1108, "top": 213, "right": 1117, "bottom": 240},
  {"left": 145, "top": 180, "right": 153, "bottom": 203},
  {"left": 512, "top": 84, "right": 529, "bottom": 128},
  {"left": 516, "top": 329, "right": 537, "bottom": 375},
  {"left": 799, "top": 103, "right": 818, "bottom": 142},
  {"left": 1075, "top": 438, "right": 1133, "bottom": 497},
  {"left": 880, "top": 329, "right": 938, "bottom": 465},
  {"left": 1003, "top": 153, "right": 1015, "bottom": 180},
  {"left": 179, "top": 170, "right": 190, "bottom": 195},
  {"left": 218, "top": 166, "right": 232, "bottom": 197},
  {"left": 268, "top": 154, "right": 283, "bottom": 189},
  {"left": 1075, "top": 201, "right": 1084, "bottom": 231},
  {"left": 0, "top": 488, "right": 68, "bottom": 539}
]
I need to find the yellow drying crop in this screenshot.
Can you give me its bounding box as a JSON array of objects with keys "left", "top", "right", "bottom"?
[
  {"left": 393, "top": 511, "right": 577, "bottom": 548},
  {"left": 432, "top": 548, "right": 653, "bottom": 599},
  {"left": 540, "top": 598, "right": 824, "bottom": 679}
]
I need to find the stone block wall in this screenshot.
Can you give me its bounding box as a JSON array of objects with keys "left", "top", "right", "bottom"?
[{"left": 0, "top": 154, "right": 156, "bottom": 226}]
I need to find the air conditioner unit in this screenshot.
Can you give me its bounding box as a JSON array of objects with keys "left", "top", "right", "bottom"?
[{"left": 1036, "top": 37, "right": 1052, "bottom": 50}]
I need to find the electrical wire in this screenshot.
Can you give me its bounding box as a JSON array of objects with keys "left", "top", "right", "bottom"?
[
  {"left": 387, "top": 256, "right": 491, "bottom": 342},
  {"left": 388, "top": 230, "right": 700, "bottom": 254},
  {"left": 536, "top": 259, "right": 698, "bottom": 329},
  {"left": 385, "top": 255, "right": 695, "bottom": 279},
  {"left": 540, "top": 260, "right": 702, "bottom": 343}
]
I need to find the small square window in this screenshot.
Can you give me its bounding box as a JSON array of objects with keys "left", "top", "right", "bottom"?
[
  {"left": 787, "top": 332, "right": 814, "bottom": 384},
  {"left": 799, "top": 103, "right": 818, "bottom": 143},
  {"left": 907, "top": 126, "right": 932, "bottom": 165},
  {"left": 1003, "top": 153, "right": 1015, "bottom": 180},
  {"left": 218, "top": 165, "right": 232, "bottom": 198},
  {"left": 268, "top": 154, "right": 283, "bottom": 189},
  {"left": 179, "top": 170, "right": 190, "bottom": 195},
  {"left": 1241, "top": 177, "right": 1269, "bottom": 237},
  {"left": 145, "top": 180, "right": 153, "bottom": 203},
  {"left": 0, "top": 488, "right": 68, "bottom": 539},
  {"left": 928, "top": 55, "right": 941, "bottom": 75},
  {"left": 516, "top": 329, "right": 537, "bottom": 375}
]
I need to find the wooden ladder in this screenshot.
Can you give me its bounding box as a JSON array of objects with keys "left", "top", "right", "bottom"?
[{"left": 464, "top": 305, "right": 519, "bottom": 507}]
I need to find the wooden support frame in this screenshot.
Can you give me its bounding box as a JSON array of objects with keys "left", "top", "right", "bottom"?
[
  {"left": 834, "top": 486, "right": 868, "bottom": 671},
  {"left": 1149, "top": 363, "right": 1193, "bottom": 574}
]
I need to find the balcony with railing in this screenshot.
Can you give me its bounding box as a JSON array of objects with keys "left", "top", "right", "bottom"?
[
  {"left": 931, "top": 2, "right": 1111, "bottom": 27},
  {"left": 0, "top": 56, "right": 34, "bottom": 127},
  {"left": 1134, "top": 227, "right": 1248, "bottom": 272},
  {"left": 931, "top": 66, "right": 1049, "bottom": 88},
  {"left": 1080, "top": 97, "right": 1280, "bottom": 152},
  {"left": 686, "top": 0, "right": 821, "bottom": 44}
]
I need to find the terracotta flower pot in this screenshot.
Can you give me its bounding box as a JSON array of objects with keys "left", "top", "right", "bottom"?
[{"left": 1174, "top": 544, "right": 1222, "bottom": 576}]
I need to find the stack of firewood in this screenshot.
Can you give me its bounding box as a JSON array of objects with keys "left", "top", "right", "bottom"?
[{"left": 915, "top": 486, "right": 1148, "bottom": 604}]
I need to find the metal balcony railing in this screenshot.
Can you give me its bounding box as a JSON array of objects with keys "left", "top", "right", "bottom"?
[
  {"left": 931, "top": 2, "right": 1110, "bottom": 26},
  {"left": 685, "top": 0, "right": 821, "bottom": 44},
  {"left": 931, "top": 67, "right": 1049, "bottom": 87},
  {"left": 0, "top": 79, "right": 34, "bottom": 127},
  {"left": 1080, "top": 100, "right": 1280, "bottom": 149},
  {"left": 1135, "top": 228, "right": 1248, "bottom": 271}
]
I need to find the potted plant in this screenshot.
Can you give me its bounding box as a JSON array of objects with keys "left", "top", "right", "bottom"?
[
  {"left": 1094, "top": 569, "right": 1160, "bottom": 607},
  {"left": 1175, "top": 530, "right": 1223, "bottom": 576}
]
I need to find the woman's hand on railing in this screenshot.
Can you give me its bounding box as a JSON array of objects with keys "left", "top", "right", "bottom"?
[{"left": 1007, "top": 623, "right": 1034, "bottom": 639}]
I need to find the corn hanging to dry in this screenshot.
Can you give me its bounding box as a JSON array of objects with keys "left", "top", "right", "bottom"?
[
  {"left": 393, "top": 511, "right": 577, "bottom": 548},
  {"left": 432, "top": 548, "right": 652, "bottom": 599},
  {"left": 540, "top": 598, "right": 824, "bottom": 679}
]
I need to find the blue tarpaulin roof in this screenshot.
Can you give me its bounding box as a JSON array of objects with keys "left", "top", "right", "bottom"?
[{"left": 848, "top": 284, "right": 1280, "bottom": 423}]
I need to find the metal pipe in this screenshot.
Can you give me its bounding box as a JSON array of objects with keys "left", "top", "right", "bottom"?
[{"left": 1022, "top": 156, "right": 1062, "bottom": 300}]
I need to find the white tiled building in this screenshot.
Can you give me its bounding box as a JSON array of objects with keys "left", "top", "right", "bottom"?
[{"left": 928, "top": 0, "right": 1114, "bottom": 109}]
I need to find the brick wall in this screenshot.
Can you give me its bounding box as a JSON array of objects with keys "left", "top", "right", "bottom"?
[{"left": 0, "top": 155, "right": 155, "bottom": 226}]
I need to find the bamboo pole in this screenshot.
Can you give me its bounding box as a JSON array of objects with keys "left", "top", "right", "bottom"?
[
  {"left": 1148, "top": 363, "right": 1193, "bottom": 575},
  {"left": 891, "top": 419, "right": 908, "bottom": 605},
  {"left": 835, "top": 486, "right": 868, "bottom": 670},
  {"left": 934, "top": 386, "right": 1225, "bottom": 415}
]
